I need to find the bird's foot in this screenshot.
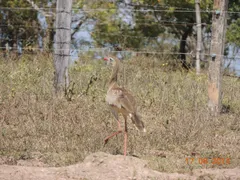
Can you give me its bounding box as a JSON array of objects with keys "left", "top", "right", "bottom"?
[
  {"left": 104, "top": 138, "right": 109, "bottom": 145},
  {"left": 103, "top": 130, "right": 122, "bottom": 146}
]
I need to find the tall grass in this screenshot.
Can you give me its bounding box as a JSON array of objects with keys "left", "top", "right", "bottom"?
[{"left": 0, "top": 54, "right": 239, "bottom": 172}]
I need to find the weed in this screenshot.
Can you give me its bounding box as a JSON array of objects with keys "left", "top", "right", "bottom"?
[{"left": 0, "top": 54, "right": 239, "bottom": 173}]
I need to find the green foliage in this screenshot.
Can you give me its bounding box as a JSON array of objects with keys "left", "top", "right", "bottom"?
[
  {"left": 86, "top": 0, "right": 212, "bottom": 50},
  {"left": 0, "top": 0, "right": 49, "bottom": 49},
  {"left": 1, "top": 0, "right": 240, "bottom": 56},
  {"left": 226, "top": 0, "right": 240, "bottom": 48},
  {"left": 228, "top": 0, "right": 240, "bottom": 22},
  {"left": 74, "top": 0, "right": 123, "bottom": 47},
  {"left": 227, "top": 18, "right": 240, "bottom": 47}
]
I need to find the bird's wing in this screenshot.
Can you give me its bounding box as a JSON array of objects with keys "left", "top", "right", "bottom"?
[
  {"left": 108, "top": 105, "right": 119, "bottom": 120},
  {"left": 106, "top": 87, "right": 136, "bottom": 113}
]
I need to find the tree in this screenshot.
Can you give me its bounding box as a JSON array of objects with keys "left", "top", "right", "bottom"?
[
  {"left": 0, "top": 0, "right": 38, "bottom": 54},
  {"left": 226, "top": 0, "right": 240, "bottom": 47},
  {"left": 0, "top": 0, "right": 54, "bottom": 55},
  {"left": 25, "top": 0, "right": 56, "bottom": 51},
  {"left": 88, "top": 0, "right": 213, "bottom": 67}
]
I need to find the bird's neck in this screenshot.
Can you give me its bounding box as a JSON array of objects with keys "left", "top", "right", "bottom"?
[{"left": 109, "top": 59, "right": 120, "bottom": 86}]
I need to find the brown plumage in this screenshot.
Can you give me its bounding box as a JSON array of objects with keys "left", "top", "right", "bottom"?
[{"left": 103, "top": 56, "right": 146, "bottom": 156}]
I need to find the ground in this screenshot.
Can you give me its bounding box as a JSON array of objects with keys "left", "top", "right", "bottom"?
[
  {"left": 0, "top": 152, "right": 239, "bottom": 180},
  {"left": 0, "top": 55, "right": 240, "bottom": 179}
]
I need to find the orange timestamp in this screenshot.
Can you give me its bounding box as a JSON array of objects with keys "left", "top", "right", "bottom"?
[{"left": 186, "top": 157, "right": 231, "bottom": 165}]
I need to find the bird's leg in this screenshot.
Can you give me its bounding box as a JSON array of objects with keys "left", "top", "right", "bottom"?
[
  {"left": 117, "top": 120, "right": 121, "bottom": 130},
  {"left": 104, "top": 120, "right": 122, "bottom": 145},
  {"left": 124, "top": 117, "right": 128, "bottom": 156}
]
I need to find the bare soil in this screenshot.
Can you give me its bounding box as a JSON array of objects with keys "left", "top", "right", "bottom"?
[{"left": 0, "top": 152, "right": 239, "bottom": 180}]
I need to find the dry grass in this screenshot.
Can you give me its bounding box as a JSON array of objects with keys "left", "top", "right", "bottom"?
[{"left": 0, "top": 54, "right": 239, "bottom": 173}]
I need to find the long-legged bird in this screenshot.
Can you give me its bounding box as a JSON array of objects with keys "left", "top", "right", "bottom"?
[{"left": 103, "top": 56, "right": 146, "bottom": 156}]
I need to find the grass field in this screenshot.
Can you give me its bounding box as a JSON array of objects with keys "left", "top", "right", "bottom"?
[{"left": 0, "top": 54, "right": 239, "bottom": 173}]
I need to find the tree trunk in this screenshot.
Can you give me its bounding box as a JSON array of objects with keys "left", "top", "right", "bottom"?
[
  {"left": 26, "top": 0, "right": 55, "bottom": 52},
  {"left": 195, "top": 0, "right": 202, "bottom": 75},
  {"left": 46, "top": 16, "right": 55, "bottom": 51},
  {"left": 179, "top": 25, "right": 193, "bottom": 70},
  {"left": 12, "top": 29, "right": 18, "bottom": 58},
  {"left": 208, "top": 0, "right": 229, "bottom": 115},
  {"left": 43, "top": 5, "right": 55, "bottom": 52},
  {"left": 54, "top": 0, "right": 72, "bottom": 95}
]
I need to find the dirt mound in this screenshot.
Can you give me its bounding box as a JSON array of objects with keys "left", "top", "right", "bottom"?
[{"left": 0, "top": 152, "right": 239, "bottom": 180}]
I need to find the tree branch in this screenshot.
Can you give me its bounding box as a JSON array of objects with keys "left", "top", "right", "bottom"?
[
  {"left": 25, "top": 0, "right": 55, "bottom": 17},
  {"left": 71, "top": 16, "right": 88, "bottom": 38}
]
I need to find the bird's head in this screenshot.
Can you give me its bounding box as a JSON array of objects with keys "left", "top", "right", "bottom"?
[{"left": 103, "top": 56, "right": 118, "bottom": 66}]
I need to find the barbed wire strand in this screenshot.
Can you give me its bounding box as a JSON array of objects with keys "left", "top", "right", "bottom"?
[
  {"left": 1, "top": 46, "right": 240, "bottom": 59},
  {"left": 0, "top": 5, "right": 233, "bottom": 12},
  {"left": 0, "top": 21, "right": 213, "bottom": 29},
  {"left": 1, "top": 49, "right": 240, "bottom": 70},
  {"left": 0, "top": 31, "right": 213, "bottom": 42},
  {"left": 1, "top": 6, "right": 240, "bottom": 14}
]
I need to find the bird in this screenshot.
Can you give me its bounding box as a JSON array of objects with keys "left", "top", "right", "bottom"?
[{"left": 103, "top": 56, "right": 146, "bottom": 156}]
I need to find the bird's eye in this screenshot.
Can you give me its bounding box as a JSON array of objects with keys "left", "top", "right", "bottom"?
[{"left": 110, "top": 58, "right": 113, "bottom": 61}]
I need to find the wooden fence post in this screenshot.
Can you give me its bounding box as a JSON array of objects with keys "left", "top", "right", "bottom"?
[
  {"left": 195, "top": 0, "right": 202, "bottom": 75},
  {"left": 54, "top": 0, "right": 72, "bottom": 95},
  {"left": 208, "top": 0, "right": 229, "bottom": 115}
]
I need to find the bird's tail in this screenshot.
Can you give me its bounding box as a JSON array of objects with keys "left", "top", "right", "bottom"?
[{"left": 130, "top": 113, "right": 146, "bottom": 132}]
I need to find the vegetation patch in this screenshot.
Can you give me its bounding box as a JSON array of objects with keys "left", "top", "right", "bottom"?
[{"left": 0, "top": 54, "right": 239, "bottom": 173}]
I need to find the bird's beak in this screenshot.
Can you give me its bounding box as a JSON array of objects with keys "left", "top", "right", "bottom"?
[{"left": 103, "top": 57, "right": 108, "bottom": 61}]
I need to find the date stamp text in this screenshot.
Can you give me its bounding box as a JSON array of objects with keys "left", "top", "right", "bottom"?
[{"left": 186, "top": 157, "right": 230, "bottom": 165}]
